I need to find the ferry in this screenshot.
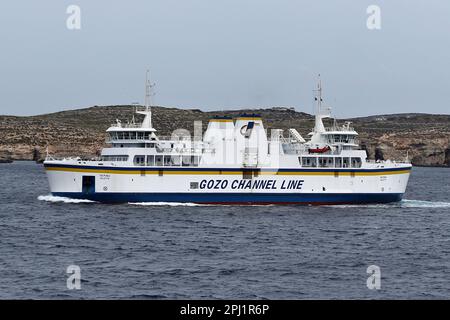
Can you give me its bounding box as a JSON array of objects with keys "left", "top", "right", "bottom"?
[{"left": 44, "top": 75, "right": 412, "bottom": 205}]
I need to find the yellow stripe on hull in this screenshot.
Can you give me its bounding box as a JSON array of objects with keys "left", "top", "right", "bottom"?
[{"left": 45, "top": 167, "right": 410, "bottom": 176}]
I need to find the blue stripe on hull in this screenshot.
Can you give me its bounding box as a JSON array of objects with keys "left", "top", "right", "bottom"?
[{"left": 51, "top": 192, "right": 403, "bottom": 205}]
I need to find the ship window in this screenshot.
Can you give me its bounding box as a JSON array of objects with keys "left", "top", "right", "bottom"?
[
  {"left": 171, "top": 155, "right": 181, "bottom": 166},
  {"left": 193, "top": 156, "right": 200, "bottom": 166},
  {"left": 351, "top": 157, "right": 362, "bottom": 168},
  {"left": 335, "top": 157, "right": 342, "bottom": 168},
  {"left": 342, "top": 157, "right": 350, "bottom": 168},
  {"left": 133, "top": 155, "right": 145, "bottom": 166},
  {"left": 144, "top": 132, "right": 150, "bottom": 140},
  {"left": 302, "top": 157, "right": 317, "bottom": 167},
  {"left": 155, "top": 155, "right": 163, "bottom": 166},
  {"left": 327, "top": 157, "right": 334, "bottom": 167},
  {"left": 318, "top": 157, "right": 333, "bottom": 168},
  {"left": 190, "top": 182, "right": 199, "bottom": 189},
  {"left": 101, "top": 155, "right": 128, "bottom": 162},
  {"left": 163, "top": 156, "right": 172, "bottom": 166},
  {"left": 137, "top": 132, "right": 144, "bottom": 140},
  {"left": 318, "top": 157, "right": 324, "bottom": 167},
  {"left": 182, "top": 156, "right": 191, "bottom": 166},
  {"left": 146, "top": 155, "right": 155, "bottom": 166},
  {"left": 318, "top": 157, "right": 334, "bottom": 168}
]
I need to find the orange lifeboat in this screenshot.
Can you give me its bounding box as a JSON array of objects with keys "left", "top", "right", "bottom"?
[{"left": 308, "top": 145, "right": 331, "bottom": 154}]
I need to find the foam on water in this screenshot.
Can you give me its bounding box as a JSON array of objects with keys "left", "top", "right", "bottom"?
[
  {"left": 37, "top": 194, "right": 450, "bottom": 208},
  {"left": 37, "top": 195, "right": 95, "bottom": 204},
  {"left": 128, "top": 202, "right": 274, "bottom": 207},
  {"left": 327, "top": 199, "right": 450, "bottom": 209},
  {"left": 400, "top": 199, "right": 450, "bottom": 208},
  {"left": 129, "top": 201, "right": 208, "bottom": 207}
]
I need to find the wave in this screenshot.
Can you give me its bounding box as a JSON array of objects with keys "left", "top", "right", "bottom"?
[
  {"left": 400, "top": 199, "right": 450, "bottom": 208},
  {"left": 37, "top": 195, "right": 450, "bottom": 208},
  {"left": 327, "top": 199, "right": 450, "bottom": 208},
  {"left": 37, "top": 195, "right": 95, "bottom": 203}
]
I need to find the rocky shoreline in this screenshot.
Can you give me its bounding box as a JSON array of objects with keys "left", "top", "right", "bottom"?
[{"left": 1, "top": 105, "right": 449, "bottom": 167}]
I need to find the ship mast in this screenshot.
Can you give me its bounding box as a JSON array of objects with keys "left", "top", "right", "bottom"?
[
  {"left": 316, "top": 75, "right": 322, "bottom": 116},
  {"left": 144, "top": 69, "right": 151, "bottom": 113},
  {"left": 313, "top": 75, "right": 327, "bottom": 134},
  {"left": 138, "top": 69, "right": 155, "bottom": 129}
]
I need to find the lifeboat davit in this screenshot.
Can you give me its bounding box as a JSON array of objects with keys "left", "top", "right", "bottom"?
[{"left": 308, "top": 145, "right": 331, "bottom": 154}]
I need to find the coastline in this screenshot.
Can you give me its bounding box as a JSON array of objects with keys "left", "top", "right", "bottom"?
[{"left": 1, "top": 105, "right": 449, "bottom": 167}]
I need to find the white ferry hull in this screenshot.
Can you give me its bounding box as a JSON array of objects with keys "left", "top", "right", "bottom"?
[{"left": 44, "top": 163, "right": 411, "bottom": 205}]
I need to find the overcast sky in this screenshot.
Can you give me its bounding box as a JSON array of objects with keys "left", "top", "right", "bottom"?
[{"left": 0, "top": 0, "right": 449, "bottom": 117}]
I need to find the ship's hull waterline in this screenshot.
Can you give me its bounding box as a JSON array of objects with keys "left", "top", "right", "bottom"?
[{"left": 45, "top": 163, "right": 411, "bottom": 205}]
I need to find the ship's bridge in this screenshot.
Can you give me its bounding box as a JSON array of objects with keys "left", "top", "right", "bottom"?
[
  {"left": 105, "top": 106, "right": 158, "bottom": 148},
  {"left": 308, "top": 121, "right": 359, "bottom": 149},
  {"left": 106, "top": 126, "right": 157, "bottom": 141},
  {"left": 322, "top": 123, "right": 358, "bottom": 147}
]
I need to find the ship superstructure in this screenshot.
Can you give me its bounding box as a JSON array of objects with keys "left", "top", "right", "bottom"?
[{"left": 44, "top": 75, "right": 412, "bottom": 204}]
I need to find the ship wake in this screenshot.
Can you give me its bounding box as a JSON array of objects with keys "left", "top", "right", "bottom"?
[
  {"left": 128, "top": 201, "right": 209, "bottom": 207},
  {"left": 327, "top": 199, "right": 450, "bottom": 208},
  {"left": 399, "top": 199, "right": 450, "bottom": 208},
  {"left": 37, "top": 195, "right": 95, "bottom": 204}
]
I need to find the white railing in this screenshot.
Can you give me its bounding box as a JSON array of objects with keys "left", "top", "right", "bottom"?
[
  {"left": 325, "top": 126, "right": 356, "bottom": 132},
  {"left": 366, "top": 159, "right": 411, "bottom": 165},
  {"left": 109, "top": 123, "right": 143, "bottom": 128},
  {"left": 106, "top": 135, "right": 197, "bottom": 143}
]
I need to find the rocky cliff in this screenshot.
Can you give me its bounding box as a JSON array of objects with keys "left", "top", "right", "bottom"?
[{"left": 1, "top": 106, "right": 449, "bottom": 166}]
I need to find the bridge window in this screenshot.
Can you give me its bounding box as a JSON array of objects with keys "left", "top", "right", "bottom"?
[
  {"left": 108, "top": 132, "right": 117, "bottom": 140},
  {"left": 335, "top": 157, "right": 342, "bottom": 168}
]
